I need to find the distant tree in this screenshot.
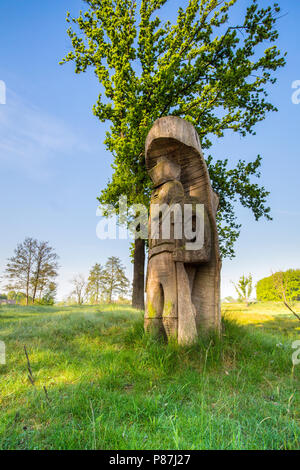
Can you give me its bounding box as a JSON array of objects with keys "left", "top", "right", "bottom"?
[
  {"left": 257, "top": 270, "right": 300, "bottom": 321},
  {"left": 0, "top": 293, "right": 7, "bottom": 300},
  {"left": 7, "top": 291, "right": 16, "bottom": 301},
  {"left": 31, "top": 241, "right": 59, "bottom": 304},
  {"left": 102, "top": 257, "right": 130, "bottom": 303},
  {"left": 256, "top": 270, "right": 300, "bottom": 302},
  {"left": 5, "top": 238, "right": 59, "bottom": 305},
  {"left": 70, "top": 274, "right": 86, "bottom": 305},
  {"left": 86, "top": 263, "right": 103, "bottom": 304},
  {"left": 272, "top": 271, "right": 300, "bottom": 321},
  {"left": 232, "top": 274, "right": 253, "bottom": 305},
  {"left": 116, "top": 295, "right": 131, "bottom": 305},
  {"left": 65, "top": 294, "right": 77, "bottom": 305},
  {"left": 7, "top": 291, "right": 26, "bottom": 304},
  {"left": 39, "top": 282, "right": 57, "bottom": 306},
  {"left": 6, "top": 237, "right": 37, "bottom": 306},
  {"left": 256, "top": 274, "right": 278, "bottom": 301}
]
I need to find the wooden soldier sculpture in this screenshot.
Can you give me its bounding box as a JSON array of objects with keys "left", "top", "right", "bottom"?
[{"left": 144, "top": 116, "right": 221, "bottom": 344}]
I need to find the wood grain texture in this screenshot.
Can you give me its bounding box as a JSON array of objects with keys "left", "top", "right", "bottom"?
[{"left": 145, "top": 116, "right": 221, "bottom": 343}]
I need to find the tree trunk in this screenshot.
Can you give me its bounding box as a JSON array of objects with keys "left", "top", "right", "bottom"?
[
  {"left": 132, "top": 238, "right": 145, "bottom": 310},
  {"left": 32, "top": 286, "right": 37, "bottom": 304}
]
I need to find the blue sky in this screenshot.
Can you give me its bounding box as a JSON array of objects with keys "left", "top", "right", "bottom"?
[{"left": 0, "top": 0, "right": 299, "bottom": 300}]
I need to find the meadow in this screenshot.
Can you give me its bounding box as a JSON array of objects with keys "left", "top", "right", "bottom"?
[{"left": 0, "top": 302, "right": 299, "bottom": 450}]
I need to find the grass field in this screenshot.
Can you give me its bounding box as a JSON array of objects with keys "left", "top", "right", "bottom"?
[{"left": 0, "top": 302, "right": 299, "bottom": 450}]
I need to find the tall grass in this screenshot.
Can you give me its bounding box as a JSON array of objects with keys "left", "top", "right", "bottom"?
[{"left": 0, "top": 303, "right": 299, "bottom": 449}]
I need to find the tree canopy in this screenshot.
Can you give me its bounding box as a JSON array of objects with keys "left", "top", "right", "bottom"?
[
  {"left": 256, "top": 270, "right": 300, "bottom": 302},
  {"left": 62, "top": 0, "right": 285, "bottom": 258},
  {"left": 70, "top": 274, "right": 86, "bottom": 305}
]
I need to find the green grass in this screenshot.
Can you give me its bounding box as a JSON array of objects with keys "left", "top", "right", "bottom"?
[{"left": 0, "top": 302, "right": 299, "bottom": 450}]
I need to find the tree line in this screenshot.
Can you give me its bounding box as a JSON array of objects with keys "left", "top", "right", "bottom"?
[
  {"left": 256, "top": 270, "right": 300, "bottom": 303},
  {"left": 69, "top": 257, "right": 130, "bottom": 305},
  {"left": 0, "top": 239, "right": 130, "bottom": 306},
  {"left": 1, "top": 238, "right": 299, "bottom": 314}
]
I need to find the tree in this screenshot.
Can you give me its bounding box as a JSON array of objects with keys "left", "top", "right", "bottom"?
[
  {"left": 102, "top": 257, "right": 130, "bottom": 303},
  {"left": 232, "top": 274, "right": 253, "bottom": 305},
  {"left": 38, "top": 282, "right": 57, "bottom": 305},
  {"left": 272, "top": 271, "right": 300, "bottom": 321},
  {"left": 5, "top": 238, "right": 59, "bottom": 305},
  {"left": 257, "top": 270, "right": 300, "bottom": 302},
  {"left": 6, "top": 237, "right": 37, "bottom": 306},
  {"left": 62, "top": 0, "right": 286, "bottom": 308},
  {"left": 7, "top": 291, "right": 16, "bottom": 301},
  {"left": 70, "top": 274, "right": 86, "bottom": 305},
  {"left": 7, "top": 291, "right": 27, "bottom": 304},
  {"left": 31, "top": 241, "right": 59, "bottom": 304},
  {"left": 257, "top": 270, "right": 300, "bottom": 321},
  {"left": 86, "top": 263, "right": 103, "bottom": 304}
]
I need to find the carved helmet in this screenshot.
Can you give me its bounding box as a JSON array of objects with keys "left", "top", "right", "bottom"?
[{"left": 145, "top": 116, "right": 218, "bottom": 214}]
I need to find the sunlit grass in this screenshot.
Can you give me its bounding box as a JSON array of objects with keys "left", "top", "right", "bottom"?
[
  {"left": 223, "top": 302, "right": 300, "bottom": 333},
  {"left": 0, "top": 302, "right": 299, "bottom": 449}
]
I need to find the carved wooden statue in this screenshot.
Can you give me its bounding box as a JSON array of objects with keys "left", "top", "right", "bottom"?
[{"left": 144, "top": 116, "right": 221, "bottom": 344}]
